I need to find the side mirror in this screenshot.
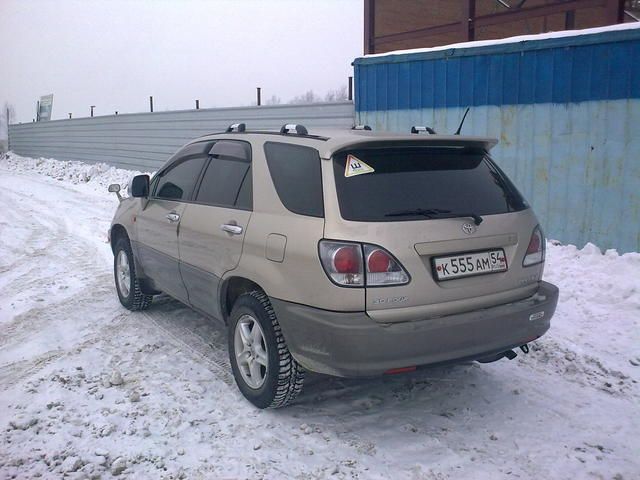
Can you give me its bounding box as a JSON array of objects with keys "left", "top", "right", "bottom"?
[
  {"left": 130, "top": 174, "right": 150, "bottom": 198},
  {"left": 108, "top": 183, "right": 123, "bottom": 202}
]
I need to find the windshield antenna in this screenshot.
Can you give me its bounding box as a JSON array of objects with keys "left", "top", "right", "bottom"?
[{"left": 454, "top": 107, "right": 470, "bottom": 135}]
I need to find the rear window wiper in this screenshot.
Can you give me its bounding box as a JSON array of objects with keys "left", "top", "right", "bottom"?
[
  {"left": 385, "top": 208, "right": 449, "bottom": 218},
  {"left": 385, "top": 208, "right": 483, "bottom": 225}
]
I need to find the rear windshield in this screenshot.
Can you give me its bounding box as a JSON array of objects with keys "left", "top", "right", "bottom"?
[{"left": 332, "top": 146, "right": 527, "bottom": 222}]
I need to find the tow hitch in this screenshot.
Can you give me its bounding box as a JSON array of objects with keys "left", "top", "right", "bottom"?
[
  {"left": 477, "top": 343, "right": 531, "bottom": 363},
  {"left": 503, "top": 344, "right": 530, "bottom": 360},
  {"left": 504, "top": 349, "right": 517, "bottom": 360}
]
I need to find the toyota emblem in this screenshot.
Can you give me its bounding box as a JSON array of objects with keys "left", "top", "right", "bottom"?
[{"left": 462, "top": 223, "right": 476, "bottom": 235}]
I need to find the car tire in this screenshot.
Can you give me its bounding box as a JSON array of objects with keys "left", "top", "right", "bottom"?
[
  {"left": 113, "top": 237, "right": 153, "bottom": 311},
  {"left": 228, "top": 290, "right": 305, "bottom": 409}
]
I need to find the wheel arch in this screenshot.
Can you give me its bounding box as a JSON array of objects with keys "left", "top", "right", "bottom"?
[
  {"left": 219, "top": 276, "right": 265, "bottom": 323},
  {"left": 110, "top": 223, "right": 158, "bottom": 295},
  {"left": 110, "top": 223, "right": 129, "bottom": 253}
]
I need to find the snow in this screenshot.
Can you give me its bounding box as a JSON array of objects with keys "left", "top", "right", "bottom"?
[
  {"left": 0, "top": 151, "right": 152, "bottom": 194},
  {"left": 360, "top": 21, "right": 640, "bottom": 60},
  {"left": 0, "top": 152, "right": 639, "bottom": 479}
]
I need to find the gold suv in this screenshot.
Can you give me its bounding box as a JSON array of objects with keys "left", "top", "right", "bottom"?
[{"left": 108, "top": 123, "right": 559, "bottom": 408}]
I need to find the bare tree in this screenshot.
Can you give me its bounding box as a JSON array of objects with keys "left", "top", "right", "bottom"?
[
  {"left": 288, "top": 86, "right": 348, "bottom": 105},
  {"left": 324, "top": 85, "right": 349, "bottom": 103},
  {"left": 288, "top": 90, "right": 321, "bottom": 105},
  {"left": 264, "top": 95, "right": 282, "bottom": 105},
  {"left": 4, "top": 102, "right": 16, "bottom": 124},
  {"left": 1, "top": 102, "right": 16, "bottom": 153}
]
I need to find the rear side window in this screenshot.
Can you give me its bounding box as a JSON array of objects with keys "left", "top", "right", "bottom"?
[
  {"left": 332, "top": 146, "right": 527, "bottom": 222},
  {"left": 154, "top": 156, "right": 207, "bottom": 201},
  {"left": 196, "top": 159, "right": 251, "bottom": 209},
  {"left": 195, "top": 140, "right": 252, "bottom": 209},
  {"left": 264, "top": 142, "right": 324, "bottom": 218}
]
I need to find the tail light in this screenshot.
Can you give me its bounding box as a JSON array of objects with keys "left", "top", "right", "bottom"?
[
  {"left": 363, "top": 245, "right": 410, "bottom": 286},
  {"left": 318, "top": 241, "right": 364, "bottom": 286},
  {"left": 523, "top": 226, "right": 545, "bottom": 267},
  {"left": 319, "top": 240, "right": 409, "bottom": 287}
]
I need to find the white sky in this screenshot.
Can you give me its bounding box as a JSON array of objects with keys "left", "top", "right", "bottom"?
[{"left": 0, "top": 0, "right": 363, "bottom": 123}]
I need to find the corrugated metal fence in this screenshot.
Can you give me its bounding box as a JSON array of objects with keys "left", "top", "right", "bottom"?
[
  {"left": 354, "top": 25, "right": 640, "bottom": 253},
  {"left": 8, "top": 102, "right": 355, "bottom": 171}
]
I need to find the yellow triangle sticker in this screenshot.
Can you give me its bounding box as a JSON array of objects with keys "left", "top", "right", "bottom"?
[{"left": 345, "top": 154, "right": 375, "bottom": 177}]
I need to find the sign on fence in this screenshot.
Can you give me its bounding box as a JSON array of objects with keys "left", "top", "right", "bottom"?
[{"left": 38, "top": 94, "right": 54, "bottom": 121}]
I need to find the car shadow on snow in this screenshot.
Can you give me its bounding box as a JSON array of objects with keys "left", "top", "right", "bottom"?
[{"left": 147, "top": 294, "right": 539, "bottom": 430}]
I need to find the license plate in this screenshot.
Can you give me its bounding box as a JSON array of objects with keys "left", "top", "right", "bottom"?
[{"left": 433, "top": 249, "right": 507, "bottom": 281}]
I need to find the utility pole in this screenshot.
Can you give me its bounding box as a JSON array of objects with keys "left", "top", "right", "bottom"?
[
  {"left": 256, "top": 87, "right": 261, "bottom": 106},
  {"left": 90, "top": 105, "right": 96, "bottom": 117},
  {"left": 149, "top": 96, "right": 154, "bottom": 112},
  {"left": 6, "top": 106, "right": 10, "bottom": 151}
]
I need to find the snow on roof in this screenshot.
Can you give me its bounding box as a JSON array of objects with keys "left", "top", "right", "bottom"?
[{"left": 359, "top": 21, "right": 640, "bottom": 60}]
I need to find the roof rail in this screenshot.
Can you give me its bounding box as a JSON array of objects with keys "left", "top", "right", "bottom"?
[
  {"left": 226, "top": 123, "right": 246, "bottom": 133},
  {"left": 352, "top": 124, "right": 372, "bottom": 131},
  {"left": 280, "top": 124, "right": 308, "bottom": 135},
  {"left": 411, "top": 125, "right": 436, "bottom": 135}
]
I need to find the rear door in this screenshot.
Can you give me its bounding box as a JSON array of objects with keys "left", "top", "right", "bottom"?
[
  {"left": 178, "top": 140, "right": 253, "bottom": 319},
  {"left": 326, "top": 145, "right": 539, "bottom": 322},
  {"left": 136, "top": 143, "right": 210, "bottom": 301}
]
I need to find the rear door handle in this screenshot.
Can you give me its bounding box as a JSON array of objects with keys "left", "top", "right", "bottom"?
[
  {"left": 166, "top": 212, "right": 180, "bottom": 223},
  {"left": 221, "top": 223, "right": 243, "bottom": 235}
]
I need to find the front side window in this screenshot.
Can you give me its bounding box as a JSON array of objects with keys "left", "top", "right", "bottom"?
[
  {"left": 154, "top": 156, "right": 207, "bottom": 201},
  {"left": 332, "top": 146, "right": 528, "bottom": 222},
  {"left": 264, "top": 142, "right": 324, "bottom": 218}
]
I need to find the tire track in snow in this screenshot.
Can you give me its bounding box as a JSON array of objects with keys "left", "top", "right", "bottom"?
[
  {"left": 0, "top": 170, "right": 237, "bottom": 392},
  {"left": 0, "top": 349, "right": 65, "bottom": 390},
  {"left": 0, "top": 172, "right": 124, "bottom": 388},
  {"left": 0, "top": 176, "right": 110, "bottom": 338},
  {"left": 141, "top": 298, "right": 234, "bottom": 386},
  {"left": 524, "top": 339, "right": 634, "bottom": 397},
  {"left": 0, "top": 311, "right": 131, "bottom": 391}
]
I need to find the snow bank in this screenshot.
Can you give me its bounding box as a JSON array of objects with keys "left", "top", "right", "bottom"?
[{"left": 0, "top": 151, "right": 152, "bottom": 195}]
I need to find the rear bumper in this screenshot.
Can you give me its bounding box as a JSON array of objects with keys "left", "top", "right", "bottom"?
[{"left": 271, "top": 281, "right": 558, "bottom": 377}]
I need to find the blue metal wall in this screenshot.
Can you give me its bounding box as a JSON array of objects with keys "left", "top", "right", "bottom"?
[{"left": 354, "top": 26, "right": 640, "bottom": 253}]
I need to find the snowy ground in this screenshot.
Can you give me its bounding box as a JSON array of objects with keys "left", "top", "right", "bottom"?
[{"left": 0, "top": 152, "right": 638, "bottom": 479}]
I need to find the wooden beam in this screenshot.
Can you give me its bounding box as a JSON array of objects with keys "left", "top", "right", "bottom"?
[
  {"left": 603, "top": 0, "right": 624, "bottom": 24},
  {"left": 374, "top": 21, "right": 462, "bottom": 46},
  {"left": 462, "top": 0, "right": 476, "bottom": 42},
  {"left": 565, "top": 9, "right": 576, "bottom": 30},
  {"left": 364, "top": 0, "right": 375, "bottom": 54},
  {"left": 474, "top": 0, "right": 606, "bottom": 27}
]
